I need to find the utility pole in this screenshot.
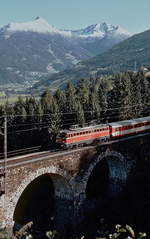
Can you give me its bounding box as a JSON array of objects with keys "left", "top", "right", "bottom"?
[
  {"left": 2, "top": 115, "right": 7, "bottom": 228},
  {"left": 3, "top": 115, "right": 7, "bottom": 195},
  {"left": 4, "top": 115, "right": 7, "bottom": 163},
  {"left": 0, "top": 115, "right": 7, "bottom": 193}
]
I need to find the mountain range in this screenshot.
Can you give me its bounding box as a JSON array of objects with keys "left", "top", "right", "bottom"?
[
  {"left": 32, "top": 28, "right": 150, "bottom": 93},
  {"left": 0, "top": 17, "right": 130, "bottom": 90}
]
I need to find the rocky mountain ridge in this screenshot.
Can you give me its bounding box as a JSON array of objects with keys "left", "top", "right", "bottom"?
[
  {"left": 0, "top": 17, "right": 130, "bottom": 91},
  {"left": 32, "top": 28, "right": 150, "bottom": 93}
]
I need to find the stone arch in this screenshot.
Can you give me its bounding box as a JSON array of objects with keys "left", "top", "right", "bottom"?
[
  {"left": 75, "top": 150, "right": 128, "bottom": 199},
  {"left": 6, "top": 166, "right": 72, "bottom": 228},
  {"left": 86, "top": 151, "right": 127, "bottom": 199}
]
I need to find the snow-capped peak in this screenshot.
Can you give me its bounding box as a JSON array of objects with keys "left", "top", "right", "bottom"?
[
  {"left": 0, "top": 17, "right": 72, "bottom": 37},
  {"left": 69, "top": 22, "right": 131, "bottom": 39}
]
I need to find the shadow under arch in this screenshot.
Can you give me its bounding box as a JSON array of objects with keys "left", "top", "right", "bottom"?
[
  {"left": 80, "top": 151, "right": 128, "bottom": 238},
  {"left": 13, "top": 173, "right": 73, "bottom": 234},
  {"left": 84, "top": 151, "right": 128, "bottom": 200},
  {"left": 86, "top": 158, "right": 109, "bottom": 200}
]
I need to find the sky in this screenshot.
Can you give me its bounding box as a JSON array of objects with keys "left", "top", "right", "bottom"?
[{"left": 0, "top": 0, "right": 150, "bottom": 34}]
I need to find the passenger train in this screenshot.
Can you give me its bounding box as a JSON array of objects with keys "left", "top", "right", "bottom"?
[{"left": 56, "top": 116, "right": 150, "bottom": 148}]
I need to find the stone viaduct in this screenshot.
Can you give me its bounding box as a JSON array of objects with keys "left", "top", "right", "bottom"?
[{"left": 0, "top": 133, "right": 150, "bottom": 237}]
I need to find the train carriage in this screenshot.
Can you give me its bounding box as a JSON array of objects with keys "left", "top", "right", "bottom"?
[{"left": 109, "top": 116, "right": 150, "bottom": 138}]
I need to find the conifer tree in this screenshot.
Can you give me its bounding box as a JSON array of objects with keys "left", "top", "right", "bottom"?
[
  {"left": 64, "top": 82, "right": 77, "bottom": 127},
  {"left": 65, "top": 82, "right": 77, "bottom": 112},
  {"left": 131, "top": 72, "right": 142, "bottom": 118},
  {"left": 76, "top": 79, "right": 90, "bottom": 111},
  {"left": 98, "top": 82, "right": 108, "bottom": 122},
  {"left": 119, "top": 72, "right": 133, "bottom": 120},
  {"left": 89, "top": 85, "right": 100, "bottom": 123},
  {"left": 54, "top": 88, "right": 66, "bottom": 113},
  {"left": 76, "top": 100, "right": 85, "bottom": 126}
]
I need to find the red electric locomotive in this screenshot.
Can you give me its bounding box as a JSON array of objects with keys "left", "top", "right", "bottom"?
[{"left": 56, "top": 124, "right": 110, "bottom": 149}]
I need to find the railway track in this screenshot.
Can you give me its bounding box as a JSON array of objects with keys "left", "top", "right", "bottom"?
[
  {"left": 0, "top": 148, "right": 61, "bottom": 170},
  {"left": 0, "top": 145, "right": 42, "bottom": 160}
]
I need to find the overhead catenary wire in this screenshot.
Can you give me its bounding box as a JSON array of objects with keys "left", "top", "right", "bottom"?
[
  {"left": 0, "top": 104, "right": 149, "bottom": 137},
  {"left": 6, "top": 112, "right": 148, "bottom": 135},
  {"left": 2, "top": 101, "right": 150, "bottom": 119}
]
